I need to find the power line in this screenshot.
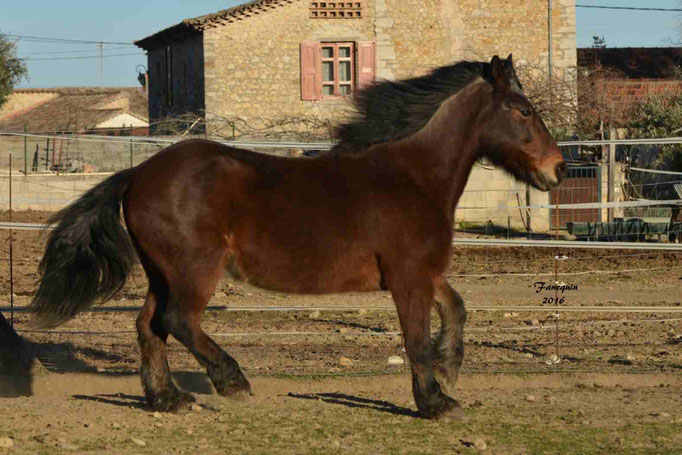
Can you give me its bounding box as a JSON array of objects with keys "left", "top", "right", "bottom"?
[
  {"left": 4, "top": 34, "right": 136, "bottom": 45},
  {"left": 23, "top": 52, "right": 145, "bottom": 62},
  {"left": 21, "top": 46, "right": 133, "bottom": 56},
  {"left": 576, "top": 4, "right": 682, "bottom": 12}
]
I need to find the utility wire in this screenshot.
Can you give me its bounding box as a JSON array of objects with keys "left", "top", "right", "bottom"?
[
  {"left": 576, "top": 4, "right": 682, "bottom": 12},
  {"left": 20, "top": 46, "right": 133, "bottom": 56},
  {"left": 23, "top": 52, "right": 145, "bottom": 62},
  {"left": 4, "top": 34, "right": 136, "bottom": 45}
]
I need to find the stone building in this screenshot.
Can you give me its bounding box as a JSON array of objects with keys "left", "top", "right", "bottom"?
[{"left": 135, "top": 0, "right": 576, "bottom": 138}]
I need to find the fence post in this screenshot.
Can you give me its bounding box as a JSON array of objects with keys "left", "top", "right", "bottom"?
[
  {"left": 130, "top": 138, "right": 134, "bottom": 168},
  {"left": 607, "top": 141, "right": 615, "bottom": 223},
  {"left": 23, "top": 125, "right": 27, "bottom": 175},
  {"left": 8, "top": 153, "right": 13, "bottom": 327},
  {"left": 525, "top": 184, "right": 532, "bottom": 238}
]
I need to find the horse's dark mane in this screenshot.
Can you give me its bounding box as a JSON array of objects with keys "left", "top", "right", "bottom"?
[{"left": 334, "top": 61, "right": 495, "bottom": 152}]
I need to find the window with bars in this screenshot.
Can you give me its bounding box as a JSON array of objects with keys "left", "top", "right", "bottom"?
[{"left": 300, "top": 41, "right": 375, "bottom": 101}]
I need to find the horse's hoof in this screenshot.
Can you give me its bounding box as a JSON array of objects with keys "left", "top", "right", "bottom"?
[
  {"left": 216, "top": 378, "right": 254, "bottom": 400},
  {"left": 420, "top": 395, "right": 465, "bottom": 421},
  {"left": 149, "top": 390, "right": 196, "bottom": 412}
]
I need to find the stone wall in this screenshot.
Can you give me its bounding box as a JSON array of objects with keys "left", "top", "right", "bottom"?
[{"left": 203, "top": 0, "right": 378, "bottom": 136}]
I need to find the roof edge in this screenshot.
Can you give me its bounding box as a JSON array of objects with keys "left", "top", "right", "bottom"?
[{"left": 135, "top": 0, "right": 292, "bottom": 49}]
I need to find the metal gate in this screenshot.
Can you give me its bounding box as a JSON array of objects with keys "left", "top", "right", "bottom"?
[{"left": 550, "top": 165, "right": 601, "bottom": 229}]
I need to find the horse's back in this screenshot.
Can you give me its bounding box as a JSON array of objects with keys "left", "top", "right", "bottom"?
[{"left": 123, "top": 139, "right": 384, "bottom": 294}]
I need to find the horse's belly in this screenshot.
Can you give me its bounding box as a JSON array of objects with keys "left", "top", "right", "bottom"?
[{"left": 224, "top": 246, "right": 383, "bottom": 294}]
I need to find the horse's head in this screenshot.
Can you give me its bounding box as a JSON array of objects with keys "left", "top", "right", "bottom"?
[{"left": 476, "top": 55, "right": 566, "bottom": 191}]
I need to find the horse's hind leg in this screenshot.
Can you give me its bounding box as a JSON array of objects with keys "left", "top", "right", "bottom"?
[
  {"left": 162, "top": 265, "right": 252, "bottom": 398},
  {"left": 390, "top": 273, "right": 461, "bottom": 419},
  {"left": 431, "top": 276, "right": 467, "bottom": 398},
  {"left": 136, "top": 285, "right": 195, "bottom": 411}
]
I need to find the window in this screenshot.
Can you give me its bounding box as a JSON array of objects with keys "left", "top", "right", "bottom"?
[
  {"left": 321, "top": 43, "right": 354, "bottom": 97},
  {"left": 300, "top": 41, "right": 375, "bottom": 101},
  {"left": 165, "top": 45, "right": 173, "bottom": 107}
]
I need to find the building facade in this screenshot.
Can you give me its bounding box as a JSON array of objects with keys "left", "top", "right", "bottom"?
[{"left": 136, "top": 0, "right": 576, "bottom": 138}]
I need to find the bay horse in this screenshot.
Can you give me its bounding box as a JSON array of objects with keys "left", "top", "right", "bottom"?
[{"left": 31, "top": 55, "right": 565, "bottom": 419}]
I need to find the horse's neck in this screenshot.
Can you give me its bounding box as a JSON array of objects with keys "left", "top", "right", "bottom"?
[{"left": 386, "top": 81, "right": 487, "bottom": 219}]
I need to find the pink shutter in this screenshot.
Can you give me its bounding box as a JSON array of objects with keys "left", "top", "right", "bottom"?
[
  {"left": 300, "top": 42, "right": 320, "bottom": 101},
  {"left": 357, "top": 41, "right": 376, "bottom": 89}
]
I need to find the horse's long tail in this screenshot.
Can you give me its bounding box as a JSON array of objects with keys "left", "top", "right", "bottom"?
[{"left": 30, "top": 168, "right": 137, "bottom": 328}]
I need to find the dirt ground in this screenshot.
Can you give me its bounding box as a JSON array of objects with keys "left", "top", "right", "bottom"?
[{"left": 1, "top": 210, "right": 681, "bottom": 454}]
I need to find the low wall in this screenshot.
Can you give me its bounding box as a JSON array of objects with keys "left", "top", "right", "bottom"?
[
  {"left": 0, "top": 173, "right": 107, "bottom": 211},
  {"left": 457, "top": 165, "right": 551, "bottom": 232}
]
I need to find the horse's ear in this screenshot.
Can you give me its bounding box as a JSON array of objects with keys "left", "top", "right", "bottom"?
[{"left": 490, "top": 55, "right": 510, "bottom": 91}]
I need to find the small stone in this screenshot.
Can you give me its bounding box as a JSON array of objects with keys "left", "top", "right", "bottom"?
[
  {"left": 625, "top": 353, "right": 636, "bottom": 362},
  {"left": 524, "top": 394, "right": 537, "bottom": 402},
  {"left": 59, "top": 442, "right": 79, "bottom": 451},
  {"left": 96, "top": 367, "right": 106, "bottom": 373},
  {"left": 131, "top": 438, "right": 146, "bottom": 447},
  {"left": 153, "top": 412, "right": 162, "bottom": 419},
  {"left": 186, "top": 429, "right": 194, "bottom": 435},
  {"left": 524, "top": 353, "right": 534, "bottom": 359},
  {"left": 546, "top": 354, "right": 561, "bottom": 365},
  {"left": 0, "top": 438, "right": 14, "bottom": 448},
  {"left": 337, "top": 327, "right": 350, "bottom": 334},
  {"left": 112, "top": 422, "right": 121, "bottom": 429},
  {"left": 531, "top": 319, "right": 540, "bottom": 326},
  {"left": 503, "top": 312, "right": 513, "bottom": 318},
  {"left": 387, "top": 355, "right": 405, "bottom": 365},
  {"left": 309, "top": 310, "right": 321, "bottom": 319},
  {"left": 338, "top": 357, "right": 354, "bottom": 367},
  {"left": 358, "top": 309, "right": 368, "bottom": 316},
  {"left": 191, "top": 404, "right": 203, "bottom": 412},
  {"left": 473, "top": 438, "right": 487, "bottom": 451}
]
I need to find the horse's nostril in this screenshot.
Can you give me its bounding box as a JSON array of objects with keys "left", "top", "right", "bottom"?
[{"left": 555, "top": 162, "right": 567, "bottom": 182}]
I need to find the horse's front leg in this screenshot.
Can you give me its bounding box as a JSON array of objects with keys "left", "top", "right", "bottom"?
[
  {"left": 391, "top": 274, "right": 463, "bottom": 419},
  {"left": 431, "top": 276, "right": 467, "bottom": 398}
]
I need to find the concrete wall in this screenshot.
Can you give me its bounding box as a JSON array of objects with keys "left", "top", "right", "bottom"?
[
  {"left": 457, "top": 165, "right": 551, "bottom": 231},
  {"left": 0, "top": 173, "right": 107, "bottom": 211}
]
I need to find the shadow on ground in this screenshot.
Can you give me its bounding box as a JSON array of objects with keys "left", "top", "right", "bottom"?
[{"left": 287, "top": 391, "right": 419, "bottom": 417}]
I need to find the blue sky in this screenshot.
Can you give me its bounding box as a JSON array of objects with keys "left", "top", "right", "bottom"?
[{"left": 1, "top": 0, "right": 680, "bottom": 88}]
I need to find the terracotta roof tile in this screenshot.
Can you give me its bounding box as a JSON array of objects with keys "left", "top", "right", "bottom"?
[
  {"left": 135, "top": 0, "right": 290, "bottom": 49},
  {"left": 0, "top": 87, "right": 148, "bottom": 133}
]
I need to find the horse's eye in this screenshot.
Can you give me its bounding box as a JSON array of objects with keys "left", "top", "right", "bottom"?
[{"left": 520, "top": 109, "right": 532, "bottom": 118}]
